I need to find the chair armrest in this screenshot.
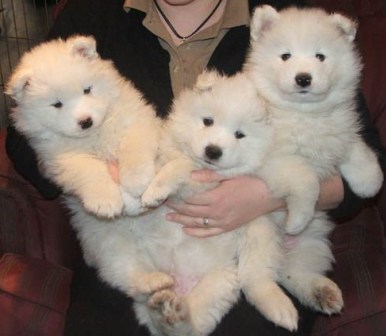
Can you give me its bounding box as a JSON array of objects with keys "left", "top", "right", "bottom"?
[
  {"left": 0, "top": 253, "right": 72, "bottom": 336},
  {"left": 0, "top": 128, "right": 79, "bottom": 268}
]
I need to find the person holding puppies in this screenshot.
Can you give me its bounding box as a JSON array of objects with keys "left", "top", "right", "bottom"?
[{"left": 5, "top": 0, "right": 385, "bottom": 335}]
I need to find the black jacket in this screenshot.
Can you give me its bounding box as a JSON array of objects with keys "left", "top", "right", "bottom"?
[{"left": 6, "top": 0, "right": 384, "bottom": 219}]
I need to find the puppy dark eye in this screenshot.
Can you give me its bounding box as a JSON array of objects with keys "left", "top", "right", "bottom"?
[
  {"left": 235, "top": 131, "right": 245, "bottom": 139},
  {"left": 316, "top": 53, "right": 326, "bottom": 62},
  {"left": 203, "top": 117, "right": 214, "bottom": 127},
  {"left": 84, "top": 86, "right": 92, "bottom": 94},
  {"left": 281, "top": 53, "right": 291, "bottom": 61},
  {"left": 51, "top": 101, "right": 63, "bottom": 108}
]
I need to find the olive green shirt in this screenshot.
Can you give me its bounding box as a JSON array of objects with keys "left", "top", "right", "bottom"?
[{"left": 123, "top": 0, "right": 249, "bottom": 96}]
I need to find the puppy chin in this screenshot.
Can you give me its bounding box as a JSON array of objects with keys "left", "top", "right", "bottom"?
[
  {"left": 281, "top": 91, "right": 329, "bottom": 104},
  {"left": 56, "top": 127, "right": 95, "bottom": 139}
]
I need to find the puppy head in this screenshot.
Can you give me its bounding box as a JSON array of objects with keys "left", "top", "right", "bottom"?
[
  {"left": 246, "top": 6, "right": 361, "bottom": 109},
  {"left": 6, "top": 35, "right": 98, "bottom": 101},
  {"left": 168, "top": 71, "right": 272, "bottom": 175},
  {"left": 6, "top": 35, "right": 120, "bottom": 138}
]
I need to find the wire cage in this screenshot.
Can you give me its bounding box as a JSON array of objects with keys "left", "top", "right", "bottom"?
[{"left": 0, "top": 0, "right": 58, "bottom": 128}]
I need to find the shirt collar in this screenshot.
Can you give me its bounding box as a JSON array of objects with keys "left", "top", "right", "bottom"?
[{"left": 123, "top": 0, "right": 249, "bottom": 28}]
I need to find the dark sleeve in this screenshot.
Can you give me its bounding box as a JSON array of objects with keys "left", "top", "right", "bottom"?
[
  {"left": 5, "top": 125, "right": 61, "bottom": 199},
  {"left": 46, "top": 0, "right": 116, "bottom": 42},
  {"left": 5, "top": 0, "right": 116, "bottom": 199},
  {"left": 328, "top": 92, "right": 386, "bottom": 219}
]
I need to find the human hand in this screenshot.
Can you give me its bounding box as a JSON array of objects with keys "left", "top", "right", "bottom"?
[{"left": 166, "top": 170, "right": 284, "bottom": 238}]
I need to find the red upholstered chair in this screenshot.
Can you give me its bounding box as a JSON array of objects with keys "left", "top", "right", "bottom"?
[
  {"left": 0, "top": 127, "right": 77, "bottom": 335},
  {"left": 307, "top": 0, "right": 386, "bottom": 334}
]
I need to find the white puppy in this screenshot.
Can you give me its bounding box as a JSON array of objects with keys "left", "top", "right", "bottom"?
[
  {"left": 239, "top": 4, "right": 384, "bottom": 322},
  {"left": 6, "top": 35, "right": 160, "bottom": 217},
  {"left": 244, "top": 5, "right": 383, "bottom": 235},
  {"left": 140, "top": 71, "right": 341, "bottom": 333}
]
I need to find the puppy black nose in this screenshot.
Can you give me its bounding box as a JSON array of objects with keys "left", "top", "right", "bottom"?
[
  {"left": 295, "top": 73, "right": 312, "bottom": 87},
  {"left": 205, "top": 145, "right": 222, "bottom": 161},
  {"left": 78, "top": 117, "right": 93, "bottom": 130}
]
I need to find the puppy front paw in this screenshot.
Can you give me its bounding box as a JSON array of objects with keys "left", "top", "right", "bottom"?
[
  {"left": 285, "top": 207, "right": 314, "bottom": 235},
  {"left": 141, "top": 183, "right": 173, "bottom": 208},
  {"left": 120, "top": 164, "right": 155, "bottom": 197},
  {"left": 121, "top": 190, "right": 148, "bottom": 216},
  {"left": 345, "top": 168, "right": 383, "bottom": 198},
  {"left": 80, "top": 183, "right": 123, "bottom": 218}
]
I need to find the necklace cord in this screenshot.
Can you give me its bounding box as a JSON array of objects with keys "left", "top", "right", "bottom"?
[{"left": 154, "top": 0, "right": 223, "bottom": 41}]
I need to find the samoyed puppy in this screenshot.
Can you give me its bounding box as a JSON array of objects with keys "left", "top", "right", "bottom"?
[
  {"left": 6, "top": 35, "right": 160, "bottom": 217},
  {"left": 244, "top": 5, "right": 383, "bottom": 235},
  {"left": 138, "top": 71, "right": 340, "bottom": 334},
  {"left": 242, "top": 4, "right": 383, "bottom": 317}
]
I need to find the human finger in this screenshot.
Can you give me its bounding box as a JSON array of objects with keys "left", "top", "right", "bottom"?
[
  {"left": 166, "top": 199, "right": 211, "bottom": 215},
  {"left": 182, "top": 226, "right": 224, "bottom": 238},
  {"left": 166, "top": 212, "right": 223, "bottom": 237},
  {"left": 166, "top": 211, "right": 217, "bottom": 228},
  {"left": 191, "top": 169, "right": 226, "bottom": 183}
]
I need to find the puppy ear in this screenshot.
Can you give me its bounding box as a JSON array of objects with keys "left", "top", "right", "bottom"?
[
  {"left": 330, "top": 13, "right": 357, "bottom": 42},
  {"left": 195, "top": 70, "right": 222, "bottom": 92},
  {"left": 67, "top": 35, "right": 98, "bottom": 59},
  {"left": 250, "top": 5, "right": 279, "bottom": 42},
  {"left": 5, "top": 68, "right": 32, "bottom": 102}
]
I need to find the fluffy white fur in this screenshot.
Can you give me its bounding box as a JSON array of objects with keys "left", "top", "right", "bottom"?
[
  {"left": 66, "top": 72, "right": 274, "bottom": 335},
  {"left": 6, "top": 35, "right": 160, "bottom": 217},
  {"left": 244, "top": 5, "right": 383, "bottom": 234},
  {"left": 6, "top": 34, "right": 344, "bottom": 334},
  {"left": 138, "top": 71, "right": 341, "bottom": 333},
  {"left": 6, "top": 23, "right": 360, "bottom": 334}
]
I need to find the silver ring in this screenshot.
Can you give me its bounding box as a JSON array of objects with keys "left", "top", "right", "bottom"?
[{"left": 203, "top": 217, "right": 210, "bottom": 228}]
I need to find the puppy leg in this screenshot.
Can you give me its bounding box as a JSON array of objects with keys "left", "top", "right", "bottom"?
[
  {"left": 120, "top": 188, "right": 147, "bottom": 216},
  {"left": 130, "top": 272, "right": 175, "bottom": 301},
  {"left": 261, "top": 154, "right": 319, "bottom": 235},
  {"left": 144, "top": 267, "right": 238, "bottom": 336},
  {"left": 135, "top": 295, "right": 192, "bottom": 336},
  {"left": 281, "top": 272, "right": 343, "bottom": 315},
  {"left": 147, "top": 289, "right": 194, "bottom": 336},
  {"left": 339, "top": 140, "right": 383, "bottom": 197},
  {"left": 175, "top": 267, "right": 239, "bottom": 336},
  {"left": 70, "top": 209, "right": 173, "bottom": 301},
  {"left": 279, "top": 215, "right": 344, "bottom": 314},
  {"left": 239, "top": 217, "right": 298, "bottom": 332},
  {"left": 118, "top": 117, "right": 160, "bottom": 197},
  {"left": 141, "top": 158, "right": 195, "bottom": 208},
  {"left": 54, "top": 153, "right": 123, "bottom": 218}
]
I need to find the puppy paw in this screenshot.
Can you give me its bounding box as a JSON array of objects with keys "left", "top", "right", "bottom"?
[
  {"left": 246, "top": 285, "right": 298, "bottom": 332},
  {"left": 141, "top": 184, "right": 172, "bottom": 208},
  {"left": 340, "top": 150, "right": 383, "bottom": 198},
  {"left": 285, "top": 208, "right": 314, "bottom": 235},
  {"left": 121, "top": 190, "right": 148, "bottom": 216},
  {"left": 81, "top": 183, "right": 123, "bottom": 218},
  {"left": 120, "top": 164, "right": 155, "bottom": 197},
  {"left": 263, "top": 293, "right": 298, "bottom": 331},
  {"left": 131, "top": 272, "right": 175, "bottom": 296},
  {"left": 148, "top": 289, "right": 189, "bottom": 325},
  {"left": 348, "top": 171, "right": 383, "bottom": 198},
  {"left": 312, "top": 279, "right": 344, "bottom": 315}
]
